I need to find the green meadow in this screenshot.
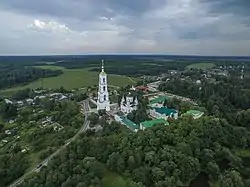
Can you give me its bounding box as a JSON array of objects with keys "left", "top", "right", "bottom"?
[
  {"left": 0, "top": 66, "right": 138, "bottom": 95},
  {"left": 102, "top": 172, "right": 134, "bottom": 187},
  {"left": 187, "top": 63, "right": 215, "bottom": 70}
]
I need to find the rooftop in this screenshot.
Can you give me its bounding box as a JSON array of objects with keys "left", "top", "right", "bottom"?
[
  {"left": 154, "top": 107, "right": 177, "bottom": 116},
  {"left": 150, "top": 95, "right": 170, "bottom": 104},
  {"left": 120, "top": 116, "right": 139, "bottom": 130},
  {"left": 141, "top": 119, "right": 169, "bottom": 128},
  {"left": 184, "top": 110, "right": 204, "bottom": 118},
  {"left": 186, "top": 110, "right": 203, "bottom": 115}
]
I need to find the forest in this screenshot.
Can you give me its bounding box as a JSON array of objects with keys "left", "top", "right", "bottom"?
[
  {"left": 19, "top": 116, "right": 250, "bottom": 187},
  {"left": 0, "top": 67, "right": 62, "bottom": 90}
]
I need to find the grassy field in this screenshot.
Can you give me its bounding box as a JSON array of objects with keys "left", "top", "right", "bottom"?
[
  {"left": 234, "top": 149, "right": 250, "bottom": 158},
  {"left": 0, "top": 66, "right": 138, "bottom": 95},
  {"left": 187, "top": 63, "right": 215, "bottom": 70},
  {"left": 102, "top": 172, "right": 133, "bottom": 187}
]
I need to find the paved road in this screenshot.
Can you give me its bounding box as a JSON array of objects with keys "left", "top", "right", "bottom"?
[{"left": 8, "top": 99, "right": 90, "bottom": 187}]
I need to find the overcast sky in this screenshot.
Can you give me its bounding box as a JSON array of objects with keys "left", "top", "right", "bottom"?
[{"left": 0, "top": 0, "right": 250, "bottom": 55}]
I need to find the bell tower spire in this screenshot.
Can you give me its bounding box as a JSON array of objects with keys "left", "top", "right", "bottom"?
[
  {"left": 97, "top": 60, "right": 110, "bottom": 111},
  {"left": 102, "top": 60, "right": 104, "bottom": 72}
]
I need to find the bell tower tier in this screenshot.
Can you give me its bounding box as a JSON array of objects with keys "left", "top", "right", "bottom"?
[{"left": 97, "top": 60, "right": 110, "bottom": 111}]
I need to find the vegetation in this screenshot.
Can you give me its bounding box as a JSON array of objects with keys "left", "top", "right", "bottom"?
[
  {"left": 0, "top": 55, "right": 250, "bottom": 187},
  {"left": 187, "top": 63, "right": 215, "bottom": 70},
  {"left": 0, "top": 102, "right": 18, "bottom": 120},
  {"left": 16, "top": 75, "right": 250, "bottom": 186},
  {"left": 127, "top": 96, "right": 150, "bottom": 124},
  {"left": 18, "top": 116, "right": 250, "bottom": 187},
  {"left": 0, "top": 66, "right": 137, "bottom": 95},
  {"left": 158, "top": 77, "right": 250, "bottom": 122},
  {"left": 0, "top": 97, "right": 83, "bottom": 186},
  {"left": 0, "top": 65, "right": 62, "bottom": 90}
]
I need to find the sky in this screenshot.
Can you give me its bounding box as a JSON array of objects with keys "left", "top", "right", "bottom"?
[{"left": 0, "top": 0, "right": 250, "bottom": 56}]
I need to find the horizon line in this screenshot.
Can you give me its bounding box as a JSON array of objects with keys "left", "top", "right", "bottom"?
[{"left": 0, "top": 53, "right": 250, "bottom": 58}]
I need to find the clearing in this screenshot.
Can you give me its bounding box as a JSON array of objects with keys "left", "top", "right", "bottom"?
[
  {"left": 187, "top": 63, "right": 215, "bottom": 70},
  {"left": 0, "top": 66, "right": 138, "bottom": 95},
  {"left": 102, "top": 172, "right": 134, "bottom": 187}
]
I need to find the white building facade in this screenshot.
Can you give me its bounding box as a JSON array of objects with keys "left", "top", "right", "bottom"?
[
  {"left": 97, "top": 60, "right": 110, "bottom": 111},
  {"left": 120, "top": 95, "right": 138, "bottom": 114},
  {"left": 149, "top": 107, "right": 178, "bottom": 121}
]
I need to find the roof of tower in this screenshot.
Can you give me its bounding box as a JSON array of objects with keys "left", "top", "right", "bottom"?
[{"left": 100, "top": 60, "right": 106, "bottom": 75}]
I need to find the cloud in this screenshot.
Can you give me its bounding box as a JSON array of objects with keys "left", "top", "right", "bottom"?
[
  {"left": 28, "top": 20, "right": 71, "bottom": 33},
  {"left": 0, "top": 0, "right": 250, "bottom": 55}
]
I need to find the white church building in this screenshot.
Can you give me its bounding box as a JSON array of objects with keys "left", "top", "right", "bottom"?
[
  {"left": 120, "top": 94, "right": 138, "bottom": 115},
  {"left": 97, "top": 60, "right": 110, "bottom": 111}
]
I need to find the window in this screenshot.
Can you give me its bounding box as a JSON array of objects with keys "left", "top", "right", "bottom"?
[
  {"left": 103, "top": 78, "right": 105, "bottom": 83},
  {"left": 104, "top": 95, "right": 106, "bottom": 101},
  {"left": 103, "top": 86, "right": 106, "bottom": 91}
]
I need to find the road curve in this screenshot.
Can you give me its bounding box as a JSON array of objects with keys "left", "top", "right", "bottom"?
[{"left": 8, "top": 99, "right": 90, "bottom": 187}]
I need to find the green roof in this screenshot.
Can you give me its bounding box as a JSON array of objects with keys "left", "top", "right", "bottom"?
[
  {"left": 186, "top": 110, "right": 204, "bottom": 116},
  {"left": 120, "top": 116, "right": 139, "bottom": 130},
  {"left": 154, "top": 107, "right": 177, "bottom": 116},
  {"left": 150, "top": 95, "right": 170, "bottom": 104},
  {"left": 141, "top": 119, "right": 169, "bottom": 128}
]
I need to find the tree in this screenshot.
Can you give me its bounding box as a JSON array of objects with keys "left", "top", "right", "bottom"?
[
  {"left": 206, "top": 161, "right": 220, "bottom": 181},
  {"left": 98, "top": 109, "right": 106, "bottom": 116},
  {"left": 88, "top": 113, "right": 99, "bottom": 127},
  {"left": 219, "top": 170, "right": 244, "bottom": 187},
  {"left": 41, "top": 98, "right": 54, "bottom": 111},
  {"left": 0, "top": 102, "right": 17, "bottom": 119}
]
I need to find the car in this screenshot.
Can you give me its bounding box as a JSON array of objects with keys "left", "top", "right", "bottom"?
[{"left": 36, "top": 164, "right": 42, "bottom": 169}]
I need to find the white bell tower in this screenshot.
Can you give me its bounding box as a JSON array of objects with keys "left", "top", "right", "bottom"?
[{"left": 97, "top": 60, "right": 110, "bottom": 111}]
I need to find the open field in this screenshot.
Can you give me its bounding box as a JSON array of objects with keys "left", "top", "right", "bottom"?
[
  {"left": 187, "top": 63, "right": 215, "bottom": 70},
  {"left": 234, "top": 149, "right": 250, "bottom": 158},
  {"left": 0, "top": 66, "right": 139, "bottom": 95},
  {"left": 102, "top": 172, "right": 133, "bottom": 187}
]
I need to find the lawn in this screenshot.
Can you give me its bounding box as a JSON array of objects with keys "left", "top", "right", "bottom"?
[
  {"left": 102, "top": 172, "right": 133, "bottom": 187},
  {"left": 187, "top": 63, "right": 215, "bottom": 70},
  {"left": 234, "top": 149, "right": 250, "bottom": 158},
  {"left": 0, "top": 66, "right": 138, "bottom": 95}
]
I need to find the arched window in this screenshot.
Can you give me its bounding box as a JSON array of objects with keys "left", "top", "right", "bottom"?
[
  {"left": 103, "top": 78, "right": 105, "bottom": 83},
  {"left": 104, "top": 95, "right": 106, "bottom": 101},
  {"left": 103, "top": 86, "right": 106, "bottom": 91}
]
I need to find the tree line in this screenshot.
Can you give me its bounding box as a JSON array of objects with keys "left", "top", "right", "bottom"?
[{"left": 0, "top": 67, "right": 62, "bottom": 90}]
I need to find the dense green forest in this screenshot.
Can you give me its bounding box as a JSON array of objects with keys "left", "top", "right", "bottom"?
[
  {"left": 0, "top": 67, "right": 62, "bottom": 90},
  {"left": 19, "top": 116, "right": 250, "bottom": 187}
]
